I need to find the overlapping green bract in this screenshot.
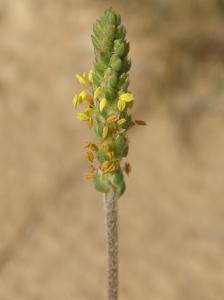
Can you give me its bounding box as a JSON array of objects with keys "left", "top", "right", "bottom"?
[
  {"left": 92, "top": 8, "right": 131, "bottom": 101},
  {"left": 91, "top": 8, "right": 133, "bottom": 197}
]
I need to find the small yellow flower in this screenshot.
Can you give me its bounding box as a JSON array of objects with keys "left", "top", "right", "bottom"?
[
  {"left": 117, "top": 93, "right": 134, "bottom": 111},
  {"left": 79, "top": 91, "right": 87, "bottom": 103},
  {"left": 119, "top": 93, "right": 134, "bottom": 102},
  {"left": 76, "top": 72, "right": 86, "bottom": 85},
  {"left": 77, "top": 107, "right": 94, "bottom": 122},
  {"left": 117, "top": 99, "right": 126, "bottom": 111},
  {"left": 77, "top": 113, "right": 90, "bottom": 121},
  {"left": 73, "top": 94, "right": 79, "bottom": 108},
  {"left": 88, "top": 69, "right": 93, "bottom": 85},
  {"left": 84, "top": 108, "right": 94, "bottom": 116},
  {"left": 94, "top": 87, "right": 101, "bottom": 99},
  {"left": 100, "top": 97, "right": 107, "bottom": 111}
]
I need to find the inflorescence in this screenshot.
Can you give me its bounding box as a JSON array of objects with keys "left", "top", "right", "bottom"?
[{"left": 73, "top": 8, "right": 146, "bottom": 197}]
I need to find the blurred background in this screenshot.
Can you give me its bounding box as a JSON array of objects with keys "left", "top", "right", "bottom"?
[{"left": 0, "top": 0, "right": 224, "bottom": 299}]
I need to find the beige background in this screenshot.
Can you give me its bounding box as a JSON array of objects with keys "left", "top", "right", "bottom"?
[{"left": 1, "top": 0, "right": 224, "bottom": 299}]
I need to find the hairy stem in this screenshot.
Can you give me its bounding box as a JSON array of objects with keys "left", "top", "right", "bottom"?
[{"left": 103, "top": 189, "right": 119, "bottom": 300}]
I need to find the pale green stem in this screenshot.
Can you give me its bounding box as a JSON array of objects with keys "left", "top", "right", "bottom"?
[{"left": 103, "top": 189, "right": 119, "bottom": 300}]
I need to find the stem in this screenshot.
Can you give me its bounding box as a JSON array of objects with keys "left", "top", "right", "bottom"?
[{"left": 103, "top": 188, "right": 119, "bottom": 300}]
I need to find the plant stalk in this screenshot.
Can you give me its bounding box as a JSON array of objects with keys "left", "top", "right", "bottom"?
[{"left": 103, "top": 189, "right": 119, "bottom": 300}]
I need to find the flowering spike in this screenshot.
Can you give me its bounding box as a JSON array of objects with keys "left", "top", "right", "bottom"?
[
  {"left": 73, "top": 8, "right": 146, "bottom": 198},
  {"left": 72, "top": 10, "right": 148, "bottom": 300}
]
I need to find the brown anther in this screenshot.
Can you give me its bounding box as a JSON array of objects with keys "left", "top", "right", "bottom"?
[
  {"left": 107, "top": 115, "right": 119, "bottom": 123},
  {"left": 83, "top": 172, "right": 96, "bottom": 179},
  {"left": 89, "top": 165, "right": 95, "bottom": 173},
  {"left": 88, "top": 117, "right": 93, "bottom": 128},
  {"left": 86, "top": 94, "right": 93, "bottom": 102},
  {"left": 107, "top": 150, "right": 114, "bottom": 159},
  {"left": 104, "top": 162, "right": 117, "bottom": 174},
  {"left": 86, "top": 151, "right": 94, "bottom": 162},
  {"left": 91, "top": 144, "right": 98, "bottom": 151},
  {"left": 124, "top": 162, "right": 132, "bottom": 176},
  {"left": 84, "top": 141, "right": 92, "bottom": 148},
  {"left": 135, "top": 120, "right": 147, "bottom": 125},
  {"left": 117, "top": 118, "right": 126, "bottom": 125},
  {"left": 102, "top": 126, "right": 109, "bottom": 139},
  {"left": 99, "top": 139, "right": 109, "bottom": 150},
  {"left": 101, "top": 160, "right": 109, "bottom": 171}
]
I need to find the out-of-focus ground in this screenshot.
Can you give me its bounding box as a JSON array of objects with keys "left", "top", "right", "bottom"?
[{"left": 0, "top": 0, "right": 224, "bottom": 299}]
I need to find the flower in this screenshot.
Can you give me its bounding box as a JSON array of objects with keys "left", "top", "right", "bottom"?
[
  {"left": 100, "top": 97, "right": 107, "bottom": 111},
  {"left": 73, "top": 94, "right": 79, "bottom": 108},
  {"left": 94, "top": 87, "right": 101, "bottom": 99},
  {"left": 73, "top": 91, "right": 93, "bottom": 109},
  {"left": 76, "top": 70, "right": 94, "bottom": 87},
  {"left": 77, "top": 108, "right": 94, "bottom": 121},
  {"left": 88, "top": 69, "right": 93, "bottom": 86},
  {"left": 117, "top": 93, "right": 134, "bottom": 111},
  {"left": 76, "top": 72, "right": 86, "bottom": 85}
]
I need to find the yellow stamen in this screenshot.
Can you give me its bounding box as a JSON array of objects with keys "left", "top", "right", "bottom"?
[
  {"left": 100, "top": 97, "right": 107, "bottom": 111},
  {"left": 77, "top": 113, "right": 89, "bottom": 121},
  {"left": 107, "top": 115, "right": 119, "bottom": 123},
  {"left": 119, "top": 93, "right": 134, "bottom": 102},
  {"left": 117, "top": 118, "right": 126, "bottom": 125},
  {"left": 117, "top": 99, "right": 126, "bottom": 111},
  {"left": 76, "top": 74, "right": 86, "bottom": 85},
  {"left": 83, "top": 172, "right": 96, "bottom": 179},
  {"left": 73, "top": 94, "right": 79, "bottom": 108},
  {"left": 91, "top": 144, "right": 98, "bottom": 151},
  {"left": 94, "top": 87, "right": 101, "bottom": 99},
  {"left": 88, "top": 117, "right": 93, "bottom": 128},
  {"left": 89, "top": 165, "right": 95, "bottom": 173},
  {"left": 88, "top": 69, "right": 93, "bottom": 85},
  {"left": 99, "top": 140, "right": 109, "bottom": 150},
  {"left": 101, "top": 160, "right": 109, "bottom": 171},
  {"left": 104, "top": 162, "right": 117, "bottom": 174},
  {"left": 102, "top": 126, "right": 109, "bottom": 139}
]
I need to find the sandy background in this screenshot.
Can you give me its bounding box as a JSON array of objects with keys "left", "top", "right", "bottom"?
[{"left": 1, "top": 0, "right": 224, "bottom": 299}]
